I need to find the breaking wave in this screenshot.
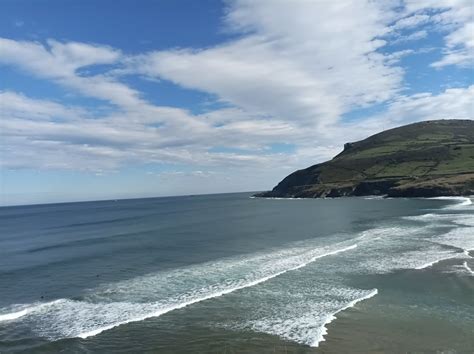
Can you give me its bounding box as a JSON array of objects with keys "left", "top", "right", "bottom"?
[
  {"left": 0, "top": 240, "right": 358, "bottom": 340},
  {"left": 462, "top": 261, "right": 474, "bottom": 275},
  {"left": 429, "top": 196, "right": 473, "bottom": 208},
  {"left": 1, "top": 194, "right": 472, "bottom": 348},
  {"left": 249, "top": 288, "right": 378, "bottom": 347}
]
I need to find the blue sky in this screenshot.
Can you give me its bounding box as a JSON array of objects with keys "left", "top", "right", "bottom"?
[{"left": 0, "top": 0, "right": 473, "bottom": 205}]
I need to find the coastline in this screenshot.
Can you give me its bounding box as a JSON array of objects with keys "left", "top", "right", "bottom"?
[{"left": 252, "top": 193, "right": 474, "bottom": 200}]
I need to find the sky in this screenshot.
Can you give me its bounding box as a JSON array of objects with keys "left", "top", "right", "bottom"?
[{"left": 0, "top": 0, "right": 473, "bottom": 206}]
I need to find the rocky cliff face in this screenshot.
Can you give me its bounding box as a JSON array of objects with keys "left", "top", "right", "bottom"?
[{"left": 256, "top": 120, "right": 474, "bottom": 198}]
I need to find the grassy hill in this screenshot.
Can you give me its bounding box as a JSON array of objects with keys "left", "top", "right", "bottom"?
[{"left": 257, "top": 119, "right": 474, "bottom": 198}]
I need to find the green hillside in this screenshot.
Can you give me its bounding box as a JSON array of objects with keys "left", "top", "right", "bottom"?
[{"left": 257, "top": 119, "right": 474, "bottom": 198}]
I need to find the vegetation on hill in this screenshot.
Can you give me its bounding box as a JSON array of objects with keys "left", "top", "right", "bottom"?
[{"left": 256, "top": 119, "right": 474, "bottom": 198}]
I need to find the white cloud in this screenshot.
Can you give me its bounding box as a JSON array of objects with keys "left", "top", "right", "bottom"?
[
  {"left": 332, "top": 85, "right": 474, "bottom": 142},
  {"left": 431, "top": 22, "right": 474, "bottom": 67},
  {"left": 392, "top": 30, "right": 428, "bottom": 44},
  {"left": 383, "top": 85, "right": 474, "bottom": 124},
  {"left": 3, "top": 83, "right": 471, "bottom": 187},
  {"left": 0, "top": 38, "right": 120, "bottom": 78},
  {"left": 0, "top": 91, "right": 84, "bottom": 121},
  {"left": 385, "top": 49, "right": 415, "bottom": 65},
  {"left": 404, "top": 0, "right": 474, "bottom": 67},
  {"left": 0, "top": 90, "right": 305, "bottom": 173},
  {"left": 391, "top": 14, "right": 431, "bottom": 30},
  {"left": 129, "top": 0, "right": 404, "bottom": 127},
  {"left": 0, "top": 37, "right": 146, "bottom": 109}
]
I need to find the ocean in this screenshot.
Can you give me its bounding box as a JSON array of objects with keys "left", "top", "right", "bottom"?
[{"left": 0, "top": 193, "right": 473, "bottom": 353}]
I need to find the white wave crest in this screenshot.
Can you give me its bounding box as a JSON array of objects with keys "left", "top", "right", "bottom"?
[
  {"left": 313, "top": 289, "right": 378, "bottom": 347},
  {"left": 0, "top": 309, "right": 27, "bottom": 321},
  {"left": 414, "top": 255, "right": 459, "bottom": 270},
  {"left": 429, "top": 196, "right": 472, "bottom": 209},
  {"left": 363, "top": 247, "right": 464, "bottom": 273},
  {"left": 433, "top": 227, "right": 474, "bottom": 255},
  {"left": 0, "top": 241, "right": 358, "bottom": 340},
  {"left": 249, "top": 287, "right": 378, "bottom": 348},
  {"left": 0, "top": 300, "right": 62, "bottom": 323},
  {"left": 78, "top": 243, "right": 357, "bottom": 339},
  {"left": 463, "top": 261, "right": 474, "bottom": 275}
]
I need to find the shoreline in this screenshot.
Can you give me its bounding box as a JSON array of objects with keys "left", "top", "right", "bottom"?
[
  {"left": 316, "top": 266, "right": 474, "bottom": 353},
  {"left": 252, "top": 194, "right": 474, "bottom": 201}
]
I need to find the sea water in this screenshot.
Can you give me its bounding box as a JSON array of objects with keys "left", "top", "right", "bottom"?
[{"left": 0, "top": 193, "right": 472, "bottom": 352}]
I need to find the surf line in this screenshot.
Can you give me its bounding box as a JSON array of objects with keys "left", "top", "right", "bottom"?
[
  {"left": 77, "top": 244, "right": 358, "bottom": 339},
  {"left": 311, "top": 288, "right": 378, "bottom": 347},
  {"left": 0, "top": 309, "right": 28, "bottom": 322},
  {"left": 0, "top": 300, "right": 63, "bottom": 323},
  {"left": 415, "top": 245, "right": 472, "bottom": 270},
  {"left": 463, "top": 261, "right": 474, "bottom": 275},
  {"left": 414, "top": 253, "right": 463, "bottom": 270},
  {"left": 430, "top": 196, "right": 472, "bottom": 205}
]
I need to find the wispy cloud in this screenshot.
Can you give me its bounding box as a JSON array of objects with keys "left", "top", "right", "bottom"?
[
  {"left": 404, "top": 0, "right": 473, "bottom": 68},
  {"left": 128, "top": 0, "right": 404, "bottom": 127}
]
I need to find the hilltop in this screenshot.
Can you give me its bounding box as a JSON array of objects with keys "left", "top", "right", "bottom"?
[{"left": 256, "top": 119, "right": 474, "bottom": 198}]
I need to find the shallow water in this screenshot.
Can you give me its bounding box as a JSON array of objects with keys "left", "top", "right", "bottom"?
[{"left": 0, "top": 193, "right": 472, "bottom": 352}]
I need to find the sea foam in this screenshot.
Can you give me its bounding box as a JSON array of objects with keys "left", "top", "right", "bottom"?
[
  {"left": 248, "top": 287, "right": 378, "bottom": 348},
  {"left": 312, "top": 289, "right": 378, "bottom": 347},
  {"left": 0, "top": 240, "right": 358, "bottom": 340},
  {"left": 77, "top": 243, "right": 357, "bottom": 339}
]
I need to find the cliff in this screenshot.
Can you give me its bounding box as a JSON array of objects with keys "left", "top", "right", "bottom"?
[{"left": 256, "top": 119, "right": 474, "bottom": 198}]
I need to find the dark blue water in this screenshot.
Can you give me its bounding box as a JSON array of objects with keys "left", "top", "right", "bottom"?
[{"left": 0, "top": 193, "right": 473, "bottom": 352}]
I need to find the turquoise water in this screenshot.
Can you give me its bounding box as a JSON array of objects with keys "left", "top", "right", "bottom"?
[{"left": 0, "top": 193, "right": 472, "bottom": 352}]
